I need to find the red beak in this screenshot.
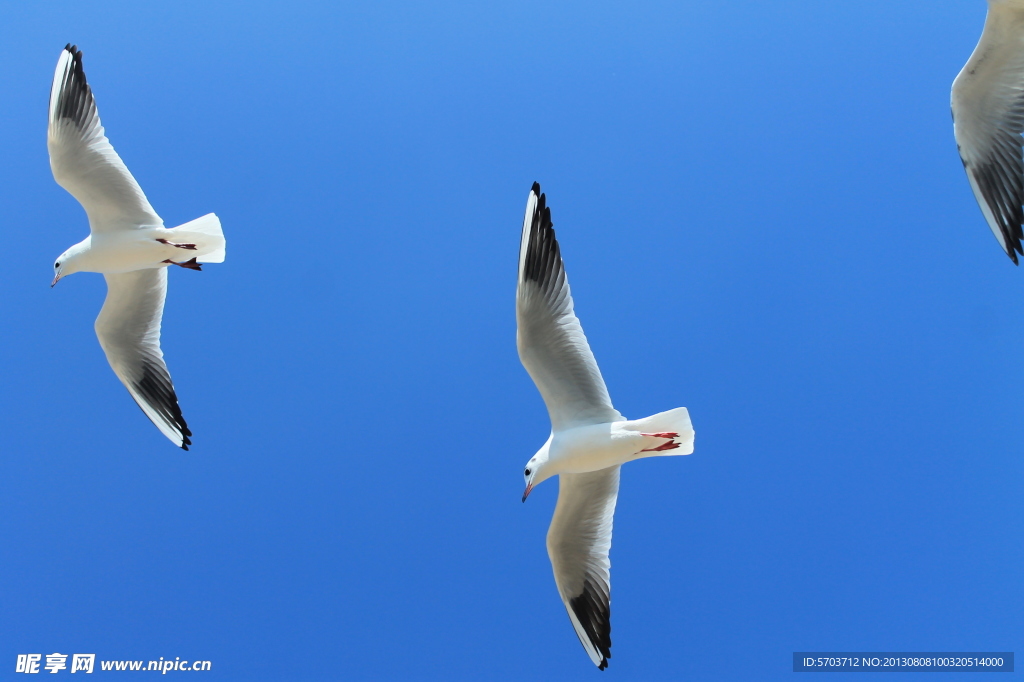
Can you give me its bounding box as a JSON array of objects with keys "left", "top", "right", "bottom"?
[{"left": 522, "top": 482, "right": 533, "bottom": 503}]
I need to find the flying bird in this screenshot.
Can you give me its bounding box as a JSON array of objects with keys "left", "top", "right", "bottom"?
[
  {"left": 48, "top": 44, "right": 226, "bottom": 449},
  {"left": 952, "top": 0, "right": 1024, "bottom": 263},
  {"left": 517, "top": 182, "right": 695, "bottom": 669}
]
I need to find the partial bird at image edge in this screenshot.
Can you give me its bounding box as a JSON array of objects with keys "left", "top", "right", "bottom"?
[{"left": 951, "top": 1, "right": 1024, "bottom": 264}]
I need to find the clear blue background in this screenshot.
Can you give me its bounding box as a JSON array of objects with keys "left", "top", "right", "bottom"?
[{"left": 0, "top": 1, "right": 1020, "bottom": 679}]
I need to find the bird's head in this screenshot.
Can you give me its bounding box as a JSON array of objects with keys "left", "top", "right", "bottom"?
[
  {"left": 522, "top": 439, "right": 554, "bottom": 502},
  {"left": 51, "top": 243, "right": 85, "bottom": 287}
]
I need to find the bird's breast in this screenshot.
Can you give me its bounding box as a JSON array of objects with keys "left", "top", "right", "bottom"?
[
  {"left": 87, "top": 230, "right": 171, "bottom": 274},
  {"left": 549, "top": 423, "right": 644, "bottom": 474}
]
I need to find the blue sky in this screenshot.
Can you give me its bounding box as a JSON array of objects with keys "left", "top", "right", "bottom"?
[{"left": 0, "top": 1, "right": 1020, "bottom": 679}]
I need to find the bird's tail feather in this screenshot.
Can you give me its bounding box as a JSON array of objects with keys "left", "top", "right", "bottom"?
[
  {"left": 168, "top": 213, "right": 225, "bottom": 263},
  {"left": 627, "top": 407, "right": 695, "bottom": 456}
]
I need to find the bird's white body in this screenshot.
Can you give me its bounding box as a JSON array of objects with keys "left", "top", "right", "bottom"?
[
  {"left": 58, "top": 214, "right": 226, "bottom": 276},
  {"left": 65, "top": 231, "right": 169, "bottom": 274},
  {"left": 534, "top": 410, "right": 695, "bottom": 480},
  {"left": 544, "top": 423, "right": 644, "bottom": 475}
]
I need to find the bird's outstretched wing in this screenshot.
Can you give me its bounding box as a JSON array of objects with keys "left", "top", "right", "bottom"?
[
  {"left": 546, "top": 467, "right": 619, "bottom": 670},
  {"left": 952, "top": 5, "right": 1024, "bottom": 263},
  {"left": 48, "top": 44, "right": 162, "bottom": 233},
  {"left": 95, "top": 268, "right": 192, "bottom": 449},
  {"left": 516, "top": 183, "right": 621, "bottom": 430}
]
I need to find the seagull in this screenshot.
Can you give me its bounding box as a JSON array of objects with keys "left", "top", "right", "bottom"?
[
  {"left": 952, "top": 0, "right": 1024, "bottom": 264},
  {"left": 48, "top": 44, "right": 226, "bottom": 449},
  {"left": 517, "top": 182, "right": 695, "bottom": 670}
]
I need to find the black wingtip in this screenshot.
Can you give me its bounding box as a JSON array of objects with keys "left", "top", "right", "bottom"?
[
  {"left": 569, "top": 579, "right": 612, "bottom": 671},
  {"left": 69, "top": 44, "right": 85, "bottom": 81},
  {"left": 531, "top": 181, "right": 541, "bottom": 195},
  {"left": 522, "top": 187, "right": 559, "bottom": 287},
  {"left": 53, "top": 43, "right": 93, "bottom": 129},
  {"left": 180, "top": 426, "right": 193, "bottom": 450},
  {"left": 1006, "top": 243, "right": 1020, "bottom": 265},
  {"left": 64, "top": 43, "right": 84, "bottom": 70},
  {"left": 133, "top": 362, "right": 193, "bottom": 452},
  {"left": 971, "top": 163, "right": 1024, "bottom": 265}
]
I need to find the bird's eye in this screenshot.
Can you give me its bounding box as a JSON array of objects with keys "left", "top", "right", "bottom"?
[
  {"left": 525, "top": 468, "right": 532, "bottom": 476},
  {"left": 55, "top": 262, "right": 60, "bottom": 269}
]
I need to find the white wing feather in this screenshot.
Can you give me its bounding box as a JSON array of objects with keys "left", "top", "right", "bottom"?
[
  {"left": 95, "top": 269, "right": 192, "bottom": 449},
  {"left": 516, "top": 184, "right": 622, "bottom": 430},
  {"left": 48, "top": 45, "right": 162, "bottom": 233},
  {"left": 546, "top": 467, "right": 619, "bottom": 670}
]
